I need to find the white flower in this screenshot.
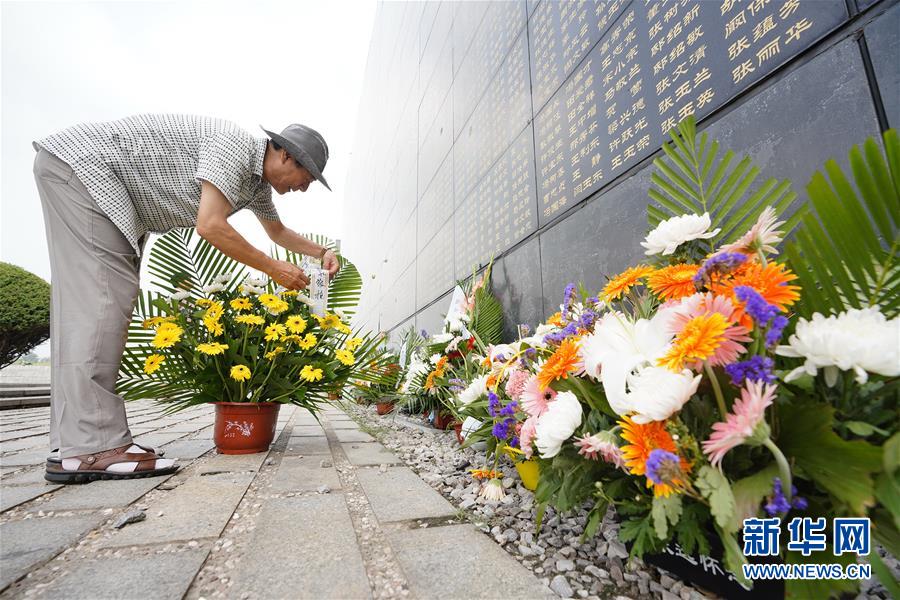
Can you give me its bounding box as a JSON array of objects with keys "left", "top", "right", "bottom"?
[
  {"left": 718, "top": 206, "right": 785, "bottom": 255},
  {"left": 335, "top": 308, "right": 347, "bottom": 320},
  {"left": 641, "top": 212, "right": 720, "bottom": 255},
  {"left": 170, "top": 291, "right": 191, "bottom": 301},
  {"left": 431, "top": 332, "right": 454, "bottom": 344},
  {"left": 430, "top": 353, "right": 443, "bottom": 365},
  {"left": 201, "top": 283, "right": 225, "bottom": 294},
  {"left": 535, "top": 323, "right": 557, "bottom": 336},
  {"left": 535, "top": 391, "right": 583, "bottom": 458},
  {"left": 296, "top": 293, "right": 314, "bottom": 306},
  {"left": 240, "top": 284, "right": 265, "bottom": 296},
  {"left": 457, "top": 375, "right": 488, "bottom": 406},
  {"left": 243, "top": 276, "right": 267, "bottom": 287},
  {"left": 623, "top": 366, "right": 701, "bottom": 423},
  {"left": 479, "top": 478, "right": 506, "bottom": 502},
  {"left": 578, "top": 311, "right": 674, "bottom": 416},
  {"left": 213, "top": 272, "right": 233, "bottom": 284},
  {"left": 777, "top": 307, "right": 900, "bottom": 386},
  {"left": 488, "top": 344, "right": 515, "bottom": 362}
]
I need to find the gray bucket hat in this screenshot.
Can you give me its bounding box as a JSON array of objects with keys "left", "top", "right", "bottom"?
[{"left": 260, "top": 123, "right": 331, "bottom": 191}]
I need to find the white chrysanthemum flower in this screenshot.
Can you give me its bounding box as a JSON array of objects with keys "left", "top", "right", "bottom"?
[
  {"left": 296, "top": 293, "right": 314, "bottom": 306},
  {"left": 535, "top": 391, "right": 583, "bottom": 458},
  {"left": 776, "top": 307, "right": 900, "bottom": 386},
  {"left": 335, "top": 308, "right": 347, "bottom": 320},
  {"left": 431, "top": 332, "right": 454, "bottom": 344},
  {"left": 201, "top": 283, "right": 225, "bottom": 294},
  {"left": 457, "top": 375, "right": 488, "bottom": 406},
  {"left": 718, "top": 206, "right": 785, "bottom": 255},
  {"left": 430, "top": 353, "right": 443, "bottom": 365},
  {"left": 170, "top": 291, "right": 191, "bottom": 301},
  {"left": 479, "top": 478, "right": 506, "bottom": 502},
  {"left": 213, "top": 272, "right": 233, "bottom": 284},
  {"left": 622, "top": 366, "right": 701, "bottom": 423},
  {"left": 488, "top": 344, "right": 515, "bottom": 362},
  {"left": 243, "top": 275, "right": 267, "bottom": 287},
  {"left": 641, "top": 212, "right": 720, "bottom": 255}
]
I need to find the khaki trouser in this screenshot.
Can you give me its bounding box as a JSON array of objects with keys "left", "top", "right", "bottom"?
[{"left": 33, "top": 148, "right": 139, "bottom": 458}]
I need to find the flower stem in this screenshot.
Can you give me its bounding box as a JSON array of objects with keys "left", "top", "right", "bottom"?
[
  {"left": 762, "top": 436, "right": 792, "bottom": 502},
  {"left": 756, "top": 247, "right": 768, "bottom": 268},
  {"left": 704, "top": 363, "right": 728, "bottom": 418}
]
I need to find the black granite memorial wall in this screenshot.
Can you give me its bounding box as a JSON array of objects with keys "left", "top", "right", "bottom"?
[{"left": 343, "top": 0, "right": 899, "bottom": 342}]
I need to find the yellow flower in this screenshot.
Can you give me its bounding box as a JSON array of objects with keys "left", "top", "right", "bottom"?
[
  {"left": 197, "top": 342, "right": 229, "bottom": 355},
  {"left": 311, "top": 314, "right": 326, "bottom": 327},
  {"left": 602, "top": 265, "right": 655, "bottom": 302},
  {"left": 285, "top": 315, "right": 307, "bottom": 334},
  {"left": 658, "top": 312, "right": 729, "bottom": 372},
  {"left": 230, "top": 365, "right": 251, "bottom": 382},
  {"left": 344, "top": 337, "right": 363, "bottom": 351},
  {"left": 281, "top": 290, "right": 299, "bottom": 298},
  {"left": 300, "top": 364, "right": 324, "bottom": 382},
  {"left": 230, "top": 298, "right": 253, "bottom": 312},
  {"left": 322, "top": 313, "right": 341, "bottom": 329},
  {"left": 203, "top": 316, "right": 224, "bottom": 337},
  {"left": 259, "top": 293, "right": 289, "bottom": 314},
  {"left": 143, "top": 354, "right": 165, "bottom": 374},
  {"left": 335, "top": 349, "right": 355, "bottom": 366},
  {"left": 335, "top": 323, "right": 351, "bottom": 335},
  {"left": 264, "top": 323, "right": 287, "bottom": 341},
  {"left": 265, "top": 346, "right": 285, "bottom": 360},
  {"left": 297, "top": 333, "right": 318, "bottom": 350},
  {"left": 151, "top": 323, "right": 183, "bottom": 348},
  {"left": 205, "top": 302, "right": 224, "bottom": 320},
  {"left": 195, "top": 298, "right": 214, "bottom": 307},
  {"left": 142, "top": 316, "right": 174, "bottom": 329},
  {"left": 282, "top": 334, "right": 303, "bottom": 344},
  {"left": 236, "top": 314, "right": 265, "bottom": 326},
  {"left": 267, "top": 299, "right": 290, "bottom": 314}
]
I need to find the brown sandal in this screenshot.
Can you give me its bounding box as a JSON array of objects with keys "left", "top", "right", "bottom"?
[{"left": 45, "top": 444, "right": 179, "bottom": 484}]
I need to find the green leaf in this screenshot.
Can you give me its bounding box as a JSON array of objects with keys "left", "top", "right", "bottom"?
[
  {"left": 869, "top": 550, "right": 900, "bottom": 599},
  {"left": 715, "top": 526, "right": 750, "bottom": 589},
  {"left": 845, "top": 421, "right": 890, "bottom": 437},
  {"left": 695, "top": 466, "right": 737, "bottom": 533},
  {"left": 674, "top": 502, "right": 710, "bottom": 556},
  {"left": 731, "top": 463, "right": 779, "bottom": 532},
  {"left": 651, "top": 494, "right": 683, "bottom": 540},
  {"left": 784, "top": 548, "right": 857, "bottom": 599},
  {"left": 777, "top": 402, "right": 882, "bottom": 514},
  {"left": 619, "top": 513, "right": 664, "bottom": 558}
]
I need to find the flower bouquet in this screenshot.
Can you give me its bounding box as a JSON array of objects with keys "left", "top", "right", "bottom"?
[
  {"left": 119, "top": 231, "right": 388, "bottom": 454},
  {"left": 449, "top": 119, "right": 899, "bottom": 598}
]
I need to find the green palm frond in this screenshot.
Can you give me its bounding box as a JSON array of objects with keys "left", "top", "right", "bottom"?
[
  {"left": 785, "top": 129, "right": 900, "bottom": 319},
  {"left": 649, "top": 116, "right": 802, "bottom": 251},
  {"left": 146, "top": 229, "right": 247, "bottom": 294}
]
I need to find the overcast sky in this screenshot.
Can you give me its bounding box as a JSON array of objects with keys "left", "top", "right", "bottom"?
[{"left": 1, "top": 0, "right": 376, "bottom": 281}]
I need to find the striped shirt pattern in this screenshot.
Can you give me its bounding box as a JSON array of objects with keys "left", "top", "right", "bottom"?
[{"left": 34, "top": 114, "right": 279, "bottom": 255}]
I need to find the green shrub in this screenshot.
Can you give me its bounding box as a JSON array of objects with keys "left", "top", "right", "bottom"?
[{"left": 0, "top": 262, "right": 50, "bottom": 369}]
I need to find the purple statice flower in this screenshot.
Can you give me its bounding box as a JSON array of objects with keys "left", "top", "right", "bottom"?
[
  {"left": 734, "top": 286, "right": 779, "bottom": 326},
  {"left": 586, "top": 296, "right": 599, "bottom": 306},
  {"left": 764, "top": 477, "right": 807, "bottom": 516},
  {"left": 645, "top": 449, "right": 681, "bottom": 485},
  {"left": 499, "top": 400, "right": 518, "bottom": 417},
  {"left": 448, "top": 378, "right": 467, "bottom": 393},
  {"left": 510, "top": 435, "right": 520, "bottom": 448},
  {"left": 765, "top": 315, "right": 789, "bottom": 347},
  {"left": 492, "top": 417, "right": 516, "bottom": 440},
  {"left": 543, "top": 323, "right": 579, "bottom": 345},
  {"left": 579, "top": 309, "right": 598, "bottom": 330},
  {"left": 518, "top": 323, "right": 531, "bottom": 336},
  {"left": 724, "top": 356, "right": 776, "bottom": 386},
  {"left": 694, "top": 252, "right": 749, "bottom": 289},
  {"left": 487, "top": 392, "right": 500, "bottom": 417},
  {"left": 562, "top": 283, "right": 577, "bottom": 315},
  {"left": 495, "top": 354, "right": 506, "bottom": 363},
  {"left": 420, "top": 329, "right": 429, "bottom": 338},
  {"left": 524, "top": 348, "right": 537, "bottom": 359}
]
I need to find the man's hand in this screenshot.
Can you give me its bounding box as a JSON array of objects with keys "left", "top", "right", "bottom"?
[
  {"left": 268, "top": 259, "right": 310, "bottom": 290},
  {"left": 322, "top": 249, "right": 341, "bottom": 279}
]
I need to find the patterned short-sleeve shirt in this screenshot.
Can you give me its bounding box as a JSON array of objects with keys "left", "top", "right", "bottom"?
[{"left": 33, "top": 114, "right": 279, "bottom": 256}]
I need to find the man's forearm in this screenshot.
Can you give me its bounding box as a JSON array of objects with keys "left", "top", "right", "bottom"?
[
  {"left": 199, "top": 222, "right": 276, "bottom": 275},
  {"left": 271, "top": 227, "right": 327, "bottom": 259}
]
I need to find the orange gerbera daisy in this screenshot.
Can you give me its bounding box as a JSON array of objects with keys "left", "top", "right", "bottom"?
[
  {"left": 619, "top": 416, "right": 690, "bottom": 497},
  {"left": 647, "top": 264, "right": 701, "bottom": 301},
  {"left": 537, "top": 338, "right": 580, "bottom": 389},
  {"left": 602, "top": 265, "right": 655, "bottom": 302},
  {"left": 712, "top": 262, "right": 800, "bottom": 327},
  {"left": 486, "top": 374, "right": 498, "bottom": 390},
  {"left": 546, "top": 312, "right": 564, "bottom": 327},
  {"left": 424, "top": 371, "right": 437, "bottom": 390},
  {"left": 435, "top": 356, "right": 449, "bottom": 376},
  {"left": 658, "top": 312, "right": 729, "bottom": 371},
  {"left": 469, "top": 468, "right": 501, "bottom": 480}
]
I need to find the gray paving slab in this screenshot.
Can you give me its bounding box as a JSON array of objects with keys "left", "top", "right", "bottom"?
[
  {"left": 357, "top": 466, "right": 455, "bottom": 522},
  {"left": 333, "top": 429, "right": 375, "bottom": 443},
  {"left": 232, "top": 495, "right": 370, "bottom": 600},
  {"left": 39, "top": 474, "right": 172, "bottom": 511},
  {"left": 329, "top": 421, "right": 361, "bottom": 430},
  {"left": 0, "top": 448, "right": 49, "bottom": 467},
  {"left": 388, "top": 525, "right": 555, "bottom": 599},
  {"left": 285, "top": 436, "right": 331, "bottom": 456},
  {"left": 1, "top": 483, "right": 61, "bottom": 511},
  {"left": 0, "top": 436, "right": 48, "bottom": 453},
  {"left": 326, "top": 414, "right": 354, "bottom": 421},
  {"left": 270, "top": 455, "right": 342, "bottom": 493},
  {"left": 157, "top": 439, "right": 214, "bottom": 460},
  {"left": 101, "top": 471, "right": 255, "bottom": 547},
  {"left": 341, "top": 443, "right": 401, "bottom": 466},
  {"left": 134, "top": 432, "right": 186, "bottom": 447},
  {"left": 0, "top": 467, "right": 47, "bottom": 484},
  {"left": 290, "top": 425, "right": 326, "bottom": 436},
  {"left": 0, "top": 515, "right": 104, "bottom": 591},
  {"left": 199, "top": 451, "right": 268, "bottom": 474},
  {"left": 36, "top": 548, "right": 210, "bottom": 600}
]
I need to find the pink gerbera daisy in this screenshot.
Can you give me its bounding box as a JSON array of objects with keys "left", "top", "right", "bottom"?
[
  {"left": 505, "top": 368, "right": 530, "bottom": 401},
  {"left": 718, "top": 206, "right": 785, "bottom": 256},
  {"left": 519, "top": 416, "right": 538, "bottom": 458},
  {"left": 520, "top": 374, "right": 557, "bottom": 417},
  {"left": 666, "top": 292, "right": 751, "bottom": 369},
  {"left": 702, "top": 381, "right": 776, "bottom": 468},
  {"left": 575, "top": 432, "right": 625, "bottom": 468}
]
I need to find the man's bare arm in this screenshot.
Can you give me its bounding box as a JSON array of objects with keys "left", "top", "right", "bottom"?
[{"left": 197, "top": 181, "right": 309, "bottom": 289}]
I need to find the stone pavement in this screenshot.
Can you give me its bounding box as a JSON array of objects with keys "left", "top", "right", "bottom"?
[{"left": 0, "top": 401, "right": 554, "bottom": 599}]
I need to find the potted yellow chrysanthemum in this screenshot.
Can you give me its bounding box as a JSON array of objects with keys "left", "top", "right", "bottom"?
[{"left": 129, "top": 273, "right": 381, "bottom": 454}]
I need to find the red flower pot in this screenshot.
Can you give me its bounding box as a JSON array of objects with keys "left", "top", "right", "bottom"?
[
  {"left": 453, "top": 421, "right": 464, "bottom": 444},
  {"left": 433, "top": 411, "right": 454, "bottom": 430},
  {"left": 376, "top": 401, "right": 394, "bottom": 415},
  {"left": 213, "top": 402, "right": 280, "bottom": 455}
]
